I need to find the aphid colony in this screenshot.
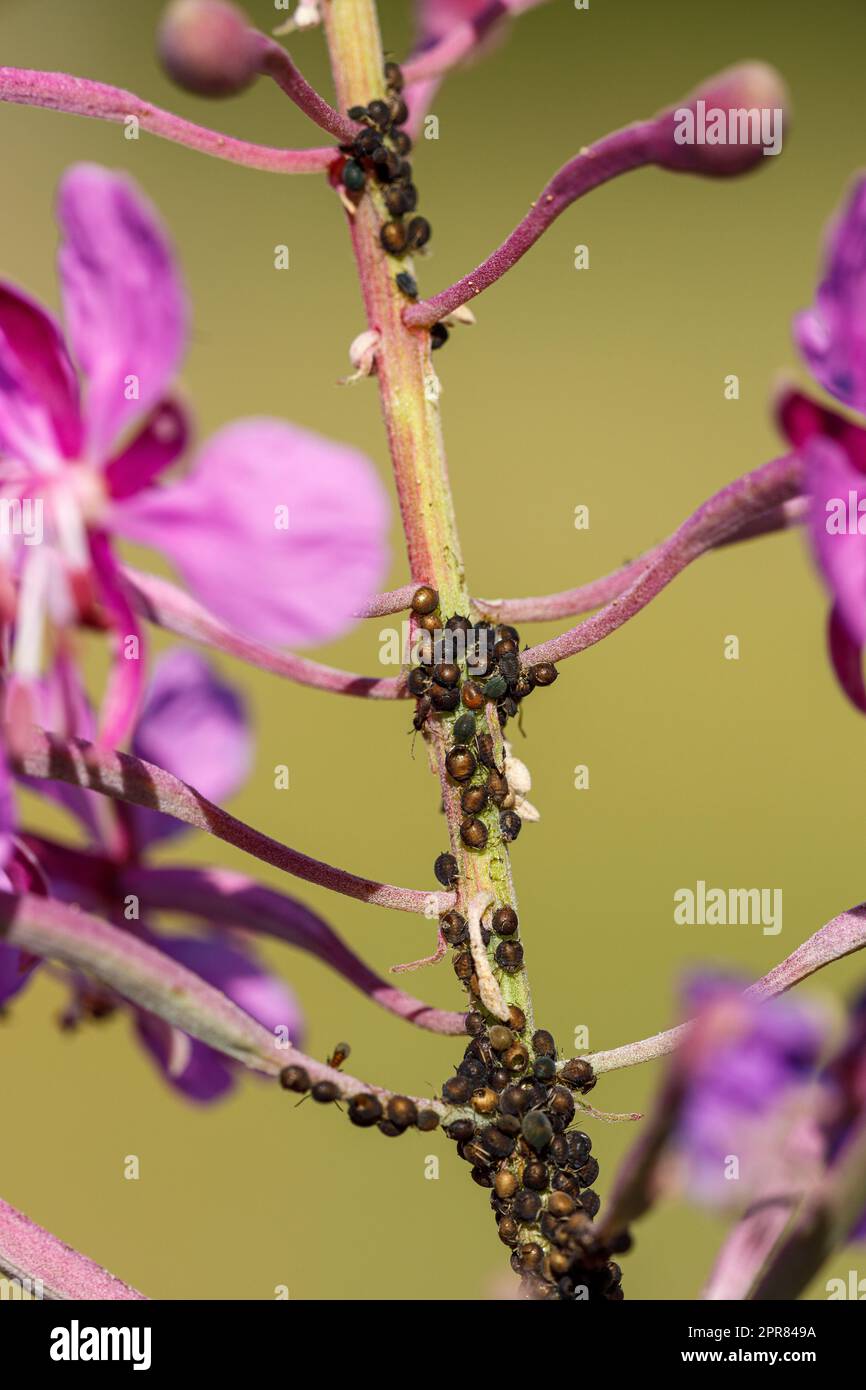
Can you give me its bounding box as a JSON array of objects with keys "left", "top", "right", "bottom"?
[
  {"left": 337, "top": 62, "right": 448, "bottom": 350},
  {"left": 408, "top": 585, "right": 557, "bottom": 862}
]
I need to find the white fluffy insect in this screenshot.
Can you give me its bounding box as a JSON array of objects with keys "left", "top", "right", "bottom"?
[{"left": 503, "top": 742, "right": 540, "bottom": 822}]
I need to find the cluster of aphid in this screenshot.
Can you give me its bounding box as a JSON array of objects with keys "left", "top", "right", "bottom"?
[
  {"left": 442, "top": 1018, "right": 629, "bottom": 1301},
  {"left": 279, "top": 1055, "right": 441, "bottom": 1136},
  {"left": 337, "top": 62, "right": 447, "bottom": 348},
  {"left": 406, "top": 585, "right": 557, "bottom": 862}
]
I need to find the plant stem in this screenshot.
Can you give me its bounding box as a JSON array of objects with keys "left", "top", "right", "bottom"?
[{"left": 322, "top": 0, "right": 533, "bottom": 1033}]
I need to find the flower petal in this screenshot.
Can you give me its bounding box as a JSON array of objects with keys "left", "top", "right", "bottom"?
[
  {"left": 805, "top": 435, "right": 866, "bottom": 647},
  {"left": 0, "top": 282, "right": 81, "bottom": 465},
  {"left": 57, "top": 164, "right": 186, "bottom": 460},
  {"left": 113, "top": 418, "right": 389, "bottom": 646},
  {"left": 795, "top": 176, "right": 866, "bottom": 413},
  {"left": 129, "top": 647, "right": 250, "bottom": 849},
  {"left": 828, "top": 603, "right": 866, "bottom": 714},
  {"left": 88, "top": 529, "right": 147, "bottom": 747},
  {"left": 104, "top": 398, "right": 190, "bottom": 501}
]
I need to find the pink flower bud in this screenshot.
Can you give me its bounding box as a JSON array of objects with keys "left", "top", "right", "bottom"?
[
  {"left": 650, "top": 62, "right": 790, "bottom": 177},
  {"left": 157, "top": 0, "right": 263, "bottom": 98}
]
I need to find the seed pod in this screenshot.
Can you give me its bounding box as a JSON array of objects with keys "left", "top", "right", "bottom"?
[
  {"left": 445, "top": 745, "right": 476, "bottom": 781},
  {"left": 559, "top": 1058, "right": 595, "bottom": 1091},
  {"left": 532, "top": 1029, "right": 556, "bottom": 1058},
  {"left": 434, "top": 852, "right": 458, "bottom": 887},
  {"left": 495, "top": 939, "right": 524, "bottom": 972},
  {"left": 416, "top": 1108, "right": 440, "bottom": 1132},
  {"left": 387, "top": 1095, "right": 418, "bottom": 1129},
  {"left": 311, "top": 1081, "right": 340, "bottom": 1103},
  {"left": 440, "top": 910, "right": 468, "bottom": 945},
  {"left": 523, "top": 1159, "right": 549, "bottom": 1191},
  {"left": 279, "top": 1064, "right": 310, "bottom": 1093},
  {"left": 522, "top": 1110, "right": 554, "bottom": 1153},
  {"left": 533, "top": 1055, "right": 556, "bottom": 1083},
  {"left": 396, "top": 270, "right": 418, "bottom": 298},
  {"left": 500, "top": 810, "right": 522, "bottom": 843},
  {"left": 380, "top": 221, "right": 407, "bottom": 255},
  {"left": 461, "top": 680, "right": 485, "bottom": 710},
  {"left": 430, "top": 683, "right": 460, "bottom": 712},
  {"left": 342, "top": 158, "right": 366, "bottom": 191},
  {"left": 411, "top": 585, "right": 439, "bottom": 615},
  {"left": 482, "top": 1126, "right": 515, "bottom": 1159},
  {"left": 508, "top": 1005, "right": 527, "bottom": 1032},
  {"left": 348, "top": 1093, "right": 383, "bottom": 1127},
  {"left": 532, "top": 662, "right": 558, "bottom": 687},
  {"left": 484, "top": 672, "right": 508, "bottom": 700},
  {"left": 406, "top": 215, "right": 431, "bottom": 249},
  {"left": 461, "top": 783, "right": 488, "bottom": 815},
  {"left": 512, "top": 1189, "right": 542, "bottom": 1223},
  {"left": 433, "top": 661, "right": 460, "bottom": 688},
  {"left": 158, "top": 0, "right": 261, "bottom": 98},
  {"left": 453, "top": 951, "right": 473, "bottom": 982},
  {"left": 494, "top": 1170, "right": 519, "bottom": 1201},
  {"left": 430, "top": 323, "right": 449, "bottom": 350},
  {"left": 453, "top": 712, "right": 476, "bottom": 744},
  {"left": 503, "top": 1042, "right": 529, "bottom": 1074},
  {"left": 460, "top": 817, "right": 488, "bottom": 850}
]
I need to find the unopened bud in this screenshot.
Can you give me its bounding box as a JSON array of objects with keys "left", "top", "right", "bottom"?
[
  {"left": 650, "top": 62, "right": 790, "bottom": 177},
  {"left": 158, "top": 0, "right": 263, "bottom": 98}
]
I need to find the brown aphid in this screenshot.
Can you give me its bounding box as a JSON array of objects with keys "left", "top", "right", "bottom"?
[
  {"left": 495, "top": 939, "right": 524, "bottom": 973},
  {"left": 494, "top": 1170, "right": 519, "bottom": 1201},
  {"left": 326, "top": 1041, "right": 351, "bottom": 1069},
  {"left": 460, "top": 817, "right": 488, "bottom": 850},
  {"left": 279, "top": 1065, "right": 310, "bottom": 1093},
  {"left": 461, "top": 679, "right": 485, "bottom": 710},
  {"left": 476, "top": 732, "right": 500, "bottom": 771},
  {"left": 498, "top": 1083, "right": 528, "bottom": 1115},
  {"left": 532, "top": 662, "right": 558, "bottom": 687},
  {"left": 508, "top": 1005, "right": 527, "bottom": 1032},
  {"left": 461, "top": 783, "right": 489, "bottom": 815},
  {"left": 548, "top": 1087, "right": 575, "bottom": 1127},
  {"left": 500, "top": 810, "right": 522, "bottom": 843},
  {"left": 380, "top": 220, "right": 407, "bottom": 255},
  {"left": 497, "top": 1113, "right": 521, "bottom": 1137},
  {"left": 559, "top": 1058, "right": 595, "bottom": 1091},
  {"left": 518, "top": 1242, "right": 545, "bottom": 1271},
  {"left": 578, "top": 1156, "right": 600, "bottom": 1187},
  {"left": 494, "top": 637, "right": 519, "bottom": 658},
  {"left": 384, "top": 60, "right": 404, "bottom": 92},
  {"left": 523, "top": 1160, "right": 549, "bottom": 1191},
  {"left": 532, "top": 1029, "right": 556, "bottom": 1057},
  {"left": 471, "top": 1087, "right": 498, "bottom": 1116},
  {"left": 552, "top": 1170, "right": 581, "bottom": 1199},
  {"left": 348, "top": 1093, "right": 383, "bottom": 1127},
  {"left": 433, "top": 852, "right": 459, "bottom": 887},
  {"left": 444, "top": 1117, "right": 475, "bottom": 1143},
  {"left": 503, "top": 1041, "right": 529, "bottom": 1073},
  {"left": 412, "top": 695, "right": 432, "bottom": 731},
  {"left": 452, "top": 951, "right": 474, "bottom": 982},
  {"left": 548, "top": 1191, "right": 577, "bottom": 1219},
  {"left": 407, "top": 666, "right": 431, "bottom": 696},
  {"left": 580, "top": 1189, "right": 601, "bottom": 1218},
  {"left": 441, "top": 1074, "right": 472, "bottom": 1105},
  {"left": 377, "top": 1119, "right": 404, "bottom": 1137},
  {"left": 488, "top": 1025, "right": 514, "bottom": 1053},
  {"left": 417, "top": 611, "right": 440, "bottom": 632},
  {"left": 488, "top": 1067, "right": 510, "bottom": 1092},
  {"left": 383, "top": 183, "right": 410, "bottom": 217},
  {"left": 430, "top": 683, "right": 460, "bottom": 712},
  {"left": 445, "top": 745, "right": 476, "bottom": 781},
  {"left": 492, "top": 905, "right": 519, "bottom": 937},
  {"left": 416, "top": 1108, "right": 440, "bottom": 1132},
  {"left": 498, "top": 1215, "right": 520, "bottom": 1247},
  {"left": 440, "top": 910, "right": 468, "bottom": 946},
  {"left": 465, "top": 1009, "right": 484, "bottom": 1036},
  {"left": 387, "top": 1095, "right": 418, "bottom": 1129},
  {"left": 311, "top": 1080, "right": 340, "bottom": 1103},
  {"left": 487, "top": 769, "right": 509, "bottom": 805},
  {"left": 406, "top": 215, "right": 431, "bottom": 249},
  {"left": 434, "top": 661, "right": 460, "bottom": 688},
  {"left": 548, "top": 1249, "right": 572, "bottom": 1279},
  {"left": 512, "top": 1189, "right": 542, "bottom": 1223}
]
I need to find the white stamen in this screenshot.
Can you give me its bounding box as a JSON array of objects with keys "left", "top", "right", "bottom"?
[{"left": 12, "top": 545, "right": 51, "bottom": 680}]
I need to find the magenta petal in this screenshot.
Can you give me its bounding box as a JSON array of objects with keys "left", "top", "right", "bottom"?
[
  {"left": 113, "top": 418, "right": 389, "bottom": 646},
  {"left": 0, "top": 282, "right": 81, "bottom": 464},
  {"left": 129, "top": 647, "right": 250, "bottom": 849},
  {"left": 88, "top": 530, "right": 146, "bottom": 747},
  {"left": 795, "top": 177, "right": 866, "bottom": 413},
  {"left": 805, "top": 435, "right": 866, "bottom": 647},
  {"left": 828, "top": 604, "right": 866, "bottom": 714},
  {"left": 134, "top": 1012, "right": 235, "bottom": 1103},
  {"left": 57, "top": 164, "right": 186, "bottom": 461},
  {"left": 105, "top": 398, "right": 190, "bottom": 501}
]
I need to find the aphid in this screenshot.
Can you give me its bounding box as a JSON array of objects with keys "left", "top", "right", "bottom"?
[
  {"left": 567, "top": 1131, "right": 592, "bottom": 1165},
  {"left": 511, "top": 673, "right": 535, "bottom": 700},
  {"left": 549, "top": 1134, "right": 571, "bottom": 1167},
  {"left": 522, "top": 1110, "right": 554, "bottom": 1153},
  {"left": 417, "top": 611, "right": 440, "bottom": 633},
  {"left": 548, "top": 1249, "right": 572, "bottom": 1279},
  {"left": 396, "top": 270, "right": 418, "bottom": 298},
  {"left": 412, "top": 694, "right": 432, "bottom": 731},
  {"left": 372, "top": 146, "right": 401, "bottom": 182},
  {"left": 488, "top": 1025, "right": 514, "bottom": 1054},
  {"left": 406, "top": 215, "right": 431, "bottom": 249},
  {"left": 494, "top": 638, "right": 518, "bottom": 659},
  {"left": 445, "top": 614, "right": 471, "bottom": 633},
  {"left": 380, "top": 220, "right": 407, "bottom": 255},
  {"left": 311, "top": 1080, "right": 340, "bottom": 1103},
  {"left": 471, "top": 1087, "right": 498, "bottom": 1116},
  {"left": 532, "top": 1029, "right": 556, "bottom": 1057},
  {"left": 492, "top": 905, "right": 519, "bottom": 936},
  {"left": 547, "top": 1087, "right": 576, "bottom": 1128},
  {"left": 353, "top": 127, "right": 382, "bottom": 158},
  {"left": 411, "top": 585, "right": 439, "bottom": 615},
  {"left": 430, "top": 683, "right": 460, "bottom": 712},
  {"left": 348, "top": 1093, "right": 383, "bottom": 1127},
  {"left": 445, "top": 1117, "right": 475, "bottom": 1143},
  {"left": 578, "top": 1157, "right": 600, "bottom": 1187},
  {"left": 508, "top": 1005, "right": 527, "bottom": 1032},
  {"left": 522, "top": 1160, "right": 549, "bottom": 1191},
  {"left": 517, "top": 1242, "right": 545, "bottom": 1271},
  {"left": 498, "top": 696, "right": 520, "bottom": 721},
  {"left": 497, "top": 1113, "right": 521, "bottom": 1137},
  {"left": 366, "top": 98, "right": 391, "bottom": 129},
  {"left": 482, "top": 1126, "right": 515, "bottom": 1159},
  {"left": 341, "top": 158, "right": 366, "bottom": 191},
  {"left": 457, "top": 1055, "right": 487, "bottom": 1084},
  {"left": 488, "top": 1067, "right": 510, "bottom": 1093},
  {"left": 460, "top": 817, "right": 488, "bottom": 850},
  {"left": 407, "top": 665, "right": 431, "bottom": 696},
  {"left": 552, "top": 1170, "right": 581, "bottom": 1199},
  {"left": 416, "top": 1108, "right": 441, "bottom": 1132},
  {"left": 453, "top": 951, "right": 474, "bottom": 982},
  {"left": 383, "top": 60, "right": 404, "bottom": 92},
  {"left": 402, "top": 182, "right": 419, "bottom": 212},
  {"left": 487, "top": 769, "right": 509, "bottom": 806},
  {"left": 503, "top": 1041, "right": 529, "bottom": 1073},
  {"left": 461, "top": 680, "right": 484, "bottom": 710},
  {"left": 452, "top": 711, "right": 476, "bottom": 745},
  {"left": 533, "top": 1055, "right": 556, "bottom": 1082},
  {"left": 498, "top": 1215, "right": 520, "bottom": 1248},
  {"left": 445, "top": 745, "right": 476, "bottom": 781},
  {"left": 580, "top": 1190, "right": 601, "bottom": 1219},
  {"left": 441, "top": 1074, "right": 473, "bottom": 1105},
  {"left": 430, "top": 323, "right": 449, "bottom": 350},
  {"left": 377, "top": 1119, "right": 404, "bottom": 1137},
  {"left": 500, "top": 810, "right": 522, "bottom": 842},
  {"left": 440, "top": 910, "right": 468, "bottom": 946},
  {"left": 483, "top": 672, "right": 507, "bottom": 700},
  {"left": 531, "top": 662, "right": 558, "bottom": 687},
  {"left": 392, "top": 129, "right": 412, "bottom": 156},
  {"left": 434, "top": 852, "right": 459, "bottom": 887},
  {"left": 279, "top": 1064, "right": 310, "bottom": 1093},
  {"left": 326, "top": 1041, "right": 351, "bottom": 1070},
  {"left": 495, "top": 939, "right": 524, "bottom": 972},
  {"left": 347, "top": 104, "right": 369, "bottom": 121},
  {"left": 434, "top": 661, "right": 460, "bottom": 688},
  {"left": 461, "top": 782, "right": 488, "bottom": 815},
  {"left": 494, "top": 1170, "right": 519, "bottom": 1201},
  {"left": 559, "top": 1058, "right": 595, "bottom": 1091},
  {"left": 383, "top": 183, "right": 410, "bottom": 217},
  {"left": 389, "top": 96, "right": 409, "bottom": 125},
  {"left": 499, "top": 650, "right": 520, "bottom": 685},
  {"left": 497, "top": 624, "right": 520, "bottom": 645},
  {"left": 387, "top": 1095, "right": 418, "bottom": 1129},
  {"left": 512, "top": 1189, "right": 542, "bottom": 1223}
]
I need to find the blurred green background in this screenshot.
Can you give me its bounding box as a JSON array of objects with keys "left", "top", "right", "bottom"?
[{"left": 3, "top": 0, "right": 866, "bottom": 1301}]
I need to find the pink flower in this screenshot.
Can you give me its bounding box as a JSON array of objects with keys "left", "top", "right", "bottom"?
[{"left": 0, "top": 163, "right": 389, "bottom": 744}]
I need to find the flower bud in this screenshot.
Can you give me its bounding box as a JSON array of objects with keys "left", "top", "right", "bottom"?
[
  {"left": 650, "top": 62, "right": 790, "bottom": 177},
  {"left": 158, "top": 0, "right": 263, "bottom": 97}
]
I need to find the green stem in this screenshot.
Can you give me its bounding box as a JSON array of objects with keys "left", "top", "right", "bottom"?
[{"left": 322, "top": 0, "right": 533, "bottom": 1034}]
